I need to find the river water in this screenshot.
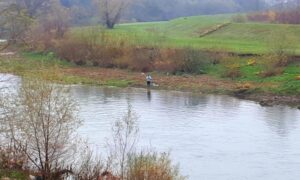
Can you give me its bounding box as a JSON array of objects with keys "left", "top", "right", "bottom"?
[
  {"left": 1, "top": 74, "right": 300, "bottom": 180},
  {"left": 71, "top": 85, "right": 300, "bottom": 180}
]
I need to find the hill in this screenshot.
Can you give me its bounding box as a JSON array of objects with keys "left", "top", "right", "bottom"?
[{"left": 107, "top": 14, "right": 300, "bottom": 54}]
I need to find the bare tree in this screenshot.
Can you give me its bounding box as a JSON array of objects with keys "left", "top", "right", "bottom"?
[
  {"left": 106, "top": 103, "right": 139, "bottom": 179},
  {"left": 36, "top": 0, "right": 70, "bottom": 38},
  {"left": 0, "top": 2, "right": 33, "bottom": 49},
  {"left": 74, "top": 147, "right": 104, "bottom": 180},
  {"left": 95, "top": 0, "right": 131, "bottom": 29},
  {"left": 0, "top": 0, "right": 71, "bottom": 54},
  {"left": 15, "top": 0, "right": 51, "bottom": 17},
  {"left": 0, "top": 79, "right": 81, "bottom": 179}
]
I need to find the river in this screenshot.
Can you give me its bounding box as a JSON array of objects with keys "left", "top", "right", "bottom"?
[
  {"left": 71, "top": 85, "right": 300, "bottom": 180},
  {"left": 1, "top": 74, "right": 300, "bottom": 180}
]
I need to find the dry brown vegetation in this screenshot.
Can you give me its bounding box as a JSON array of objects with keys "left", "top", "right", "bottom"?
[
  {"left": 127, "top": 152, "right": 185, "bottom": 180},
  {"left": 43, "top": 34, "right": 215, "bottom": 74},
  {"left": 220, "top": 55, "right": 242, "bottom": 79},
  {"left": 22, "top": 24, "right": 216, "bottom": 74},
  {"left": 0, "top": 79, "right": 80, "bottom": 179},
  {"left": 259, "top": 54, "right": 288, "bottom": 78},
  {"left": 247, "top": 8, "right": 300, "bottom": 24}
]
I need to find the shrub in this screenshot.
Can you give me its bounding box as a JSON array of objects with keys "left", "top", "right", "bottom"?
[
  {"left": 42, "top": 25, "right": 224, "bottom": 75},
  {"left": 91, "top": 46, "right": 123, "bottom": 68},
  {"left": 55, "top": 35, "right": 158, "bottom": 71},
  {"left": 208, "top": 50, "right": 230, "bottom": 65},
  {"left": 180, "top": 48, "right": 212, "bottom": 74},
  {"left": 224, "top": 66, "right": 242, "bottom": 79},
  {"left": 74, "top": 149, "right": 104, "bottom": 180},
  {"left": 265, "top": 31, "right": 296, "bottom": 69},
  {"left": 247, "top": 12, "right": 271, "bottom": 22},
  {"left": 231, "top": 14, "right": 247, "bottom": 23},
  {"left": 259, "top": 54, "right": 285, "bottom": 77},
  {"left": 0, "top": 79, "right": 80, "bottom": 179},
  {"left": 260, "top": 68, "right": 284, "bottom": 78},
  {"left": 55, "top": 27, "right": 125, "bottom": 67},
  {"left": 247, "top": 8, "right": 300, "bottom": 24},
  {"left": 268, "top": 50, "right": 290, "bottom": 68},
  {"left": 247, "top": 11, "right": 276, "bottom": 22},
  {"left": 220, "top": 55, "right": 242, "bottom": 79},
  {"left": 127, "top": 47, "right": 159, "bottom": 72},
  {"left": 55, "top": 36, "right": 89, "bottom": 65},
  {"left": 25, "top": 4, "right": 70, "bottom": 52},
  {"left": 154, "top": 59, "right": 180, "bottom": 74},
  {"left": 127, "top": 152, "right": 185, "bottom": 180},
  {"left": 0, "top": 146, "right": 27, "bottom": 170},
  {"left": 26, "top": 23, "right": 56, "bottom": 52},
  {"left": 275, "top": 8, "right": 300, "bottom": 24},
  {"left": 154, "top": 48, "right": 182, "bottom": 73}
]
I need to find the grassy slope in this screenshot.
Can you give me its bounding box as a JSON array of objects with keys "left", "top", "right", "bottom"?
[
  {"left": 107, "top": 14, "right": 300, "bottom": 54},
  {"left": 205, "top": 23, "right": 300, "bottom": 54},
  {"left": 111, "top": 15, "right": 300, "bottom": 94}
]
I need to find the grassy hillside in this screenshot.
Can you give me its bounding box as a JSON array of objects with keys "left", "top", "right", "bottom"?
[
  {"left": 94, "top": 14, "right": 300, "bottom": 54},
  {"left": 65, "top": 16, "right": 300, "bottom": 97},
  {"left": 118, "top": 15, "right": 231, "bottom": 37}
]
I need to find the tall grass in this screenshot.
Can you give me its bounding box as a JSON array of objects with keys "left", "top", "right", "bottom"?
[
  {"left": 51, "top": 27, "right": 217, "bottom": 74},
  {"left": 127, "top": 152, "right": 185, "bottom": 180}
]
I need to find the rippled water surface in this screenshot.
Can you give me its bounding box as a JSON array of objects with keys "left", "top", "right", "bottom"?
[{"left": 71, "top": 85, "right": 300, "bottom": 180}]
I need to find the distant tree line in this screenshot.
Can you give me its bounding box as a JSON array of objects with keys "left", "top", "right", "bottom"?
[
  {"left": 1, "top": 0, "right": 299, "bottom": 39},
  {"left": 127, "top": 0, "right": 268, "bottom": 22},
  {"left": 40, "top": 0, "right": 300, "bottom": 27},
  {"left": 59, "top": 0, "right": 270, "bottom": 23}
]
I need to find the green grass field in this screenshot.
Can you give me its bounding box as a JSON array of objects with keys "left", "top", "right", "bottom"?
[
  {"left": 76, "top": 14, "right": 300, "bottom": 54},
  {"left": 205, "top": 58, "right": 300, "bottom": 95}
]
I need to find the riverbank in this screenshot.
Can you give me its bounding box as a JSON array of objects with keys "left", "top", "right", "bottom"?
[
  {"left": 0, "top": 51, "right": 299, "bottom": 107},
  {"left": 62, "top": 67, "right": 300, "bottom": 106}
]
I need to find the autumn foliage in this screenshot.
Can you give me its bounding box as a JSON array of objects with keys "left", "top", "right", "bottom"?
[
  {"left": 49, "top": 30, "right": 214, "bottom": 74},
  {"left": 247, "top": 8, "right": 300, "bottom": 24}
]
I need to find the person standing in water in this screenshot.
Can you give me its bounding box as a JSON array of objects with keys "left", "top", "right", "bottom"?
[{"left": 146, "top": 74, "right": 152, "bottom": 87}]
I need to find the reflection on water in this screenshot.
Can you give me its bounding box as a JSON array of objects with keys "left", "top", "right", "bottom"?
[
  {"left": 147, "top": 89, "right": 151, "bottom": 101},
  {"left": 261, "top": 106, "right": 299, "bottom": 137},
  {"left": 70, "top": 86, "right": 300, "bottom": 180}
]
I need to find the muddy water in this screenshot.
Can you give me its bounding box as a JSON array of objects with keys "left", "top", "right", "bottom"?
[{"left": 71, "top": 85, "right": 300, "bottom": 180}]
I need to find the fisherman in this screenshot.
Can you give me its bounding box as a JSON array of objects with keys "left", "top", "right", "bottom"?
[{"left": 146, "top": 74, "right": 152, "bottom": 87}]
